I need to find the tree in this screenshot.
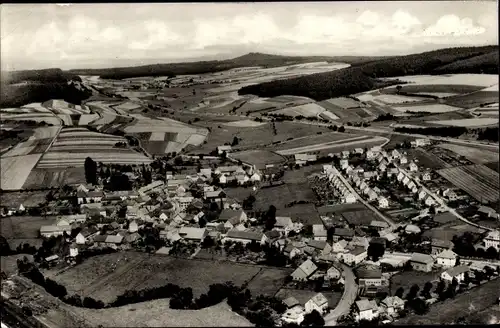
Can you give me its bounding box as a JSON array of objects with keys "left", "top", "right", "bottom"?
[
  {"left": 395, "top": 287, "right": 405, "bottom": 298},
  {"left": 486, "top": 246, "right": 499, "bottom": 260},
  {"left": 421, "top": 281, "right": 433, "bottom": 299},
  {"left": 231, "top": 136, "right": 239, "bottom": 146},
  {"left": 408, "top": 298, "right": 429, "bottom": 315},
  {"left": 84, "top": 157, "right": 97, "bottom": 185},
  {"left": 396, "top": 85, "right": 403, "bottom": 94},
  {"left": 338, "top": 126, "right": 345, "bottom": 132},
  {"left": 367, "top": 243, "right": 385, "bottom": 261},
  {"left": 264, "top": 205, "right": 277, "bottom": 231},
  {"left": 406, "top": 284, "right": 420, "bottom": 300},
  {"left": 428, "top": 205, "right": 436, "bottom": 215},
  {"left": 301, "top": 309, "right": 325, "bottom": 326}
]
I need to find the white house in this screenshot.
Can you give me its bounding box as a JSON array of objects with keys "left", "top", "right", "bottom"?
[
  {"left": 484, "top": 230, "right": 500, "bottom": 250},
  {"left": 418, "top": 190, "right": 427, "bottom": 201},
  {"left": 425, "top": 196, "right": 436, "bottom": 207},
  {"left": 339, "top": 247, "right": 367, "bottom": 266},
  {"left": 69, "top": 243, "right": 79, "bottom": 257},
  {"left": 305, "top": 293, "right": 329, "bottom": 314},
  {"left": 366, "top": 150, "right": 377, "bottom": 160},
  {"left": 378, "top": 197, "right": 389, "bottom": 208},
  {"left": 223, "top": 230, "right": 266, "bottom": 245},
  {"left": 313, "top": 224, "right": 328, "bottom": 241},
  {"left": 274, "top": 216, "right": 294, "bottom": 233},
  {"left": 332, "top": 240, "right": 349, "bottom": 253},
  {"left": 355, "top": 148, "right": 364, "bottom": 154},
  {"left": 217, "top": 145, "right": 232, "bottom": 155},
  {"left": 281, "top": 305, "right": 305, "bottom": 325},
  {"left": 343, "top": 193, "right": 357, "bottom": 204},
  {"left": 128, "top": 220, "right": 139, "bottom": 233},
  {"left": 399, "top": 156, "right": 408, "bottom": 165},
  {"left": 291, "top": 259, "right": 318, "bottom": 281},
  {"left": 40, "top": 225, "right": 71, "bottom": 238},
  {"left": 409, "top": 162, "right": 418, "bottom": 172},
  {"left": 441, "top": 265, "right": 469, "bottom": 283},
  {"left": 341, "top": 150, "right": 350, "bottom": 159},
  {"left": 436, "top": 249, "right": 457, "bottom": 267},
  {"left": 422, "top": 172, "right": 432, "bottom": 181},
  {"left": 250, "top": 172, "right": 261, "bottom": 182},
  {"left": 396, "top": 172, "right": 405, "bottom": 182},
  {"left": 340, "top": 159, "right": 349, "bottom": 170},
  {"left": 381, "top": 296, "right": 405, "bottom": 315},
  {"left": 355, "top": 299, "right": 379, "bottom": 322},
  {"left": 443, "top": 188, "right": 458, "bottom": 201}
]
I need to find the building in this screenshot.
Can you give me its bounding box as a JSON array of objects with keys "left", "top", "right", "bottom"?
[
  {"left": 366, "top": 150, "right": 377, "bottom": 160},
  {"left": 409, "top": 162, "right": 418, "bottom": 172},
  {"left": 283, "top": 244, "right": 302, "bottom": 259},
  {"left": 306, "top": 240, "right": 332, "bottom": 256},
  {"left": 327, "top": 266, "right": 341, "bottom": 280},
  {"left": 431, "top": 238, "right": 454, "bottom": 255},
  {"left": 381, "top": 296, "right": 405, "bottom": 315},
  {"left": 281, "top": 304, "right": 305, "bottom": 325},
  {"left": 332, "top": 240, "right": 349, "bottom": 253},
  {"left": 355, "top": 265, "right": 383, "bottom": 287},
  {"left": 340, "top": 159, "right": 349, "bottom": 170},
  {"left": 75, "top": 227, "right": 98, "bottom": 245},
  {"left": 332, "top": 228, "right": 355, "bottom": 242},
  {"left": 69, "top": 243, "right": 79, "bottom": 257},
  {"left": 442, "top": 188, "right": 457, "bottom": 201},
  {"left": 405, "top": 224, "right": 421, "bottom": 234},
  {"left": 179, "top": 227, "right": 207, "bottom": 242},
  {"left": 370, "top": 220, "right": 389, "bottom": 231},
  {"left": 441, "top": 265, "right": 470, "bottom": 283},
  {"left": 349, "top": 236, "right": 370, "bottom": 250},
  {"left": 128, "top": 220, "right": 139, "bottom": 233},
  {"left": 217, "top": 145, "right": 232, "bottom": 155},
  {"left": 355, "top": 299, "right": 379, "bottom": 321},
  {"left": 399, "top": 156, "right": 408, "bottom": 165},
  {"left": 436, "top": 249, "right": 457, "bottom": 267},
  {"left": 313, "top": 224, "right": 328, "bottom": 241},
  {"left": 378, "top": 197, "right": 389, "bottom": 208},
  {"left": 291, "top": 259, "right": 318, "bottom": 281},
  {"left": 343, "top": 193, "right": 357, "bottom": 204},
  {"left": 355, "top": 148, "right": 364, "bottom": 154},
  {"left": 418, "top": 189, "right": 427, "bottom": 201},
  {"left": 341, "top": 150, "right": 350, "bottom": 159},
  {"left": 484, "top": 230, "right": 500, "bottom": 250},
  {"left": 425, "top": 196, "right": 436, "bottom": 207},
  {"left": 305, "top": 293, "right": 329, "bottom": 314},
  {"left": 274, "top": 216, "right": 294, "bottom": 233},
  {"left": 478, "top": 206, "right": 500, "bottom": 220},
  {"left": 340, "top": 247, "right": 367, "bottom": 266},
  {"left": 138, "top": 180, "right": 165, "bottom": 196},
  {"left": 295, "top": 154, "right": 317, "bottom": 166},
  {"left": 223, "top": 230, "right": 266, "bottom": 245},
  {"left": 40, "top": 225, "right": 71, "bottom": 238},
  {"left": 422, "top": 172, "right": 432, "bottom": 181},
  {"left": 410, "top": 253, "right": 435, "bottom": 272},
  {"left": 104, "top": 235, "right": 124, "bottom": 247}
]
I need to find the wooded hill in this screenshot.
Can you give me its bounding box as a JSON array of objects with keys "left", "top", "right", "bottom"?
[{"left": 238, "top": 46, "right": 499, "bottom": 101}]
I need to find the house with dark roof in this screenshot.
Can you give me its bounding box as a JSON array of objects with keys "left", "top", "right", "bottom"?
[
  {"left": 178, "top": 227, "right": 207, "bottom": 242},
  {"left": 217, "top": 209, "right": 247, "bottom": 228},
  {"left": 332, "top": 228, "right": 355, "bottom": 242},
  {"left": 306, "top": 240, "right": 332, "bottom": 256},
  {"left": 224, "top": 229, "right": 266, "bottom": 245},
  {"left": 410, "top": 253, "right": 435, "bottom": 272},
  {"left": 441, "top": 265, "right": 470, "bottom": 283},
  {"left": 355, "top": 264, "right": 383, "bottom": 287},
  {"left": 380, "top": 296, "right": 405, "bottom": 315},
  {"left": 436, "top": 249, "right": 457, "bottom": 268},
  {"left": 283, "top": 296, "right": 301, "bottom": 309},
  {"left": 291, "top": 259, "right": 318, "bottom": 281}
]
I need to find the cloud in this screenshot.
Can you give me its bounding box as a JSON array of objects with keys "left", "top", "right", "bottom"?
[
  {"left": 129, "top": 20, "right": 183, "bottom": 50},
  {"left": 422, "top": 14, "right": 486, "bottom": 37}
]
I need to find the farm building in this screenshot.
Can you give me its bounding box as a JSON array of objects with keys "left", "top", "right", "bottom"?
[
  {"left": 405, "top": 224, "right": 421, "bottom": 234},
  {"left": 477, "top": 206, "right": 500, "bottom": 219},
  {"left": 281, "top": 304, "right": 305, "bottom": 325},
  {"left": 355, "top": 299, "right": 379, "bottom": 322},
  {"left": 40, "top": 225, "right": 71, "bottom": 238},
  {"left": 283, "top": 244, "right": 302, "bottom": 259},
  {"left": 436, "top": 249, "right": 457, "bottom": 267},
  {"left": 410, "top": 253, "right": 435, "bottom": 272},
  {"left": 441, "top": 265, "right": 470, "bottom": 283},
  {"left": 223, "top": 229, "right": 266, "bottom": 245},
  {"left": 332, "top": 228, "right": 355, "bottom": 242},
  {"left": 326, "top": 266, "right": 341, "bottom": 280},
  {"left": 274, "top": 216, "right": 294, "bottom": 233},
  {"left": 339, "top": 246, "right": 367, "bottom": 266},
  {"left": 295, "top": 153, "right": 317, "bottom": 166},
  {"left": 349, "top": 236, "right": 370, "bottom": 250},
  {"left": 291, "top": 259, "right": 318, "bottom": 281},
  {"left": 483, "top": 230, "right": 500, "bottom": 250},
  {"left": 217, "top": 145, "right": 232, "bottom": 155},
  {"left": 312, "top": 224, "right": 328, "bottom": 241},
  {"left": 431, "top": 238, "right": 454, "bottom": 255},
  {"left": 380, "top": 296, "right": 405, "bottom": 315},
  {"left": 355, "top": 264, "right": 383, "bottom": 287},
  {"left": 178, "top": 227, "right": 207, "bottom": 242},
  {"left": 306, "top": 240, "right": 332, "bottom": 255},
  {"left": 378, "top": 197, "right": 389, "bottom": 208},
  {"left": 305, "top": 293, "right": 329, "bottom": 314}
]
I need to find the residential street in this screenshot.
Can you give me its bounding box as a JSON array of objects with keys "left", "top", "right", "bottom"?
[{"left": 324, "top": 263, "right": 358, "bottom": 325}]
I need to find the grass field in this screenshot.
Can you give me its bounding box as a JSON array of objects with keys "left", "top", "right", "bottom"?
[
  {"left": 316, "top": 101, "right": 363, "bottom": 121},
  {"left": 22, "top": 167, "right": 86, "bottom": 189},
  {"left": 2, "top": 254, "right": 34, "bottom": 276},
  {"left": 0, "top": 190, "right": 49, "bottom": 208},
  {"left": 229, "top": 150, "right": 285, "bottom": 169},
  {"left": 1, "top": 154, "right": 43, "bottom": 190},
  {"left": 51, "top": 252, "right": 289, "bottom": 304},
  {"left": 484, "top": 161, "right": 499, "bottom": 173},
  {"left": 73, "top": 299, "right": 252, "bottom": 327},
  {"left": 463, "top": 303, "right": 500, "bottom": 325},
  {"left": 396, "top": 278, "right": 500, "bottom": 325},
  {"left": 0, "top": 216, "right": 56, "bottom": 239},
  {"left": 324, "top": 97, "right": 360, "bottom": 109},
  {"left": 387, "top": 74, "right": 498, "bottom": 87},
  {"left": 380, "top": 84, "right": 485, "bottom": 95},
  {"left": 437, "top": 164, "right": 499, "bottom": 203},
  {"left": 444, "top": 91, "right": 499, "bottom": 109},
  {"left": 272, "top": 103, "right": 333, "bottom": 118},
  {"left": 429, "top": 117, "right": 498, "bottom": 127},
  {"left": 389, "top": 270, "right": 442, "bottom": 296},
  {"left": 407, "top": 148, "right": 451, "bottom": 170},
  {"left": 393, "top": 104, "right": 461, "bottom": 113},
  {"left": 436, "top": 143, "right": 499, "bottom": 164}
]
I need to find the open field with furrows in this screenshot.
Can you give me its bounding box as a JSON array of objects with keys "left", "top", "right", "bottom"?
[
  {"left": 484, "top": 161, "right": 499, "bottom": 173},
  {"left": 271, "top": 132, "right": 365, "bottom": 151},
  {"left": 437, "top": 164, "right": 499, "bottom": 203},
  {"left": 1, "top": 154, "right": 43, "bottom": 190},
  {"left": 43, "top": 99, "right": 91, "bottom": 115},
  {"left": 0, "top": 137, "right": 53, "bottom": 157},
  {"left": 229, "top": 150, "right": 286, "bottom": 169},
  {"left": 396, "top": 278, "right": 500, "bottom": 325},
  {"left": 385, "top": 74, "right": 498, "bottom": 87},
  {"left": 0, "top": 113, "right": 62, "bottom": 126},
  {"left": 245, "top": 267, "right": 294, "bottom": 297},
  {"left": 223, "top": 119, "right": 268, "bottom": 127},
  {"left": 406, "top": 148, "right": 451, "bottom": 170},
  {"left": 444, "top": 91, "right": 499, "bottom": 109},
  {"left": 316, "top": 100, "right": 373, "bottom": 121},
  {"left": 323, "top": 97, "right": 361, "bottom": 109},
  {"left": 0, "top": 190, "right": 49, "bottom": 209},
  {"left": 392, "top": 103, "right": 462, "bottom": 113},
  {"left": 73, "top": 299, "right": 252, "bottom": 327},
  {"left": 371, "top": 94, "right": 425, "bottom": 104},
  {"left": 187, "top": 121, "right": 330, "bottom": 154},
  {"left": 379, "top": 84, "right": 486, "bottom": 97},
  {"left": 272, "top": 102, "right": 338, "bottom": 118},
  {"left": 51, "top": 252, "right": 289, "bottom": 304},
  {"left": 436, "top": 143, "right": 499, "bottom": 164},
  {"left": 22, "top": 167, "right": 86, "bottom": 189},
  {"left": 274, "top": 135, "right": 388, "bottom": 156},
  {"left": 283, "top": 163, "right": 325, "bottom": 183},
  {"left": 86, "top": 100, "right": 128, "bottom": 116},
  {"left": 428, "top": 117, "right": 499, "bottom": 127},
  {"left": 1, "top": 216, "right": 56, "bottom": 239},
  {"left": 422, "top": 224, "right": 484, "bottom": 242},
  {"left": 389, "top": 270, "right": 442, "bottom": 296}
]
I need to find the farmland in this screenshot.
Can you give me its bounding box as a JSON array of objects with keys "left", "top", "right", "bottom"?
[
  {"left": 1, "top": 154, "right": 43, "bottom": 190},
  {"left": 396, "top": 278, "right": 500, "bottom": 325},
  {"left": 407, "top": 148, "right": 451, "bottom": 170},
  {"left": 50, "top": 252, "right": 291, "bottom": 304},
  {"left": 389, "top": 270, "right": 442, "bottom": 296},
  {"left": 272, "top": 103, "right": 337, "bottom": 119},
  {"left": 229, "top": 150, "right": 286, "bottom": 169},
  {"left": 0, "top": 190, "right": 49, "bottom": 209},
  {"left": 436, "top": 164, "right": 499, "bottom": 203},
  {"left": 392, "top": 104, "right": 461, "bottom": 113},
  {"left": 275, "top": 288, "right": 342, "bottom": 309},
  {"left": 316, "top": 100, "right": 374, "bottom": 121},
  {"left": 444, "top": 91, "right": 499, "bottom": 109},
  {"left": 22, "top": 167, "right": 86, "bottom": 189},
  {"left": 428, "top": 117, "right": 499, "bottom": 127},
  {"left": 0, "top": 215, "right": 56, "bottom": 239},
  {"left": 386, "top": 74, "right": 498, "bottom": 87},
  {"left": 436, "top": 143, "right": 499, "bottom": 164}
]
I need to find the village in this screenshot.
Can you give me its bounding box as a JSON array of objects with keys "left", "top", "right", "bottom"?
[{"left": 2, "top": 136, "right": 499, "bottom": 327}]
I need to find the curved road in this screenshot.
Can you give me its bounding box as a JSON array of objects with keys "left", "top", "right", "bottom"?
[{"left": 324, "top": 263, "right": 358, "bottom": 325}]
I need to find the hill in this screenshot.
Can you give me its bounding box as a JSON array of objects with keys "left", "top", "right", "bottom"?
[
  {"left": 67, "top": 53, "right": 385, "bottom": 80},
  {"left": 238, "top": 46, "right": 499, "bottom": 101},
  {"left": 0, "top": 69, "right": 91, "bottom": 108}
]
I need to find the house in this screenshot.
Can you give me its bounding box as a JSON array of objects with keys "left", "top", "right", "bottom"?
[
  {"left": 332, "top": 240, "right": 349, "bottom": 253},
  {"left": 411, "top": 138, "right": 430, "bottom": 147},
  {"left": 355, "top": 299, "right": 379, "bottom": 321},
  {"left": 349, "top": 236, "right": 370, "bottom": 250},
  {"left": 402, "top": 176, "right": 410, "bottom": 186},
  {"left": 422, "top": 172, "right": 432, "bottom": 181},
  {"left": 478, "top": 206, "right": 500, "bottom": 220},
  {"left": 138, "top": 180, "right": 165, "bottom": 195},
  {"left": 69, "top": 243, "right": 79, "bottom": 257},
  {"left": 281, "top": 304, "right": 306, "bottom": 325},
  {"left": 323, "top": 266, "right": 341, "bottom": 281},
  {"left": 418, "top": 189, "right": 427, "bottom": 201},
  {"left": 343, "top": 193, "right": 357, "bottom": 204},
  {"left": 283, "top": 244, "right": 302, "bottom": 259},
  {"left": 355, "top": 265, "right": 383, "bottom": 287},
  {"left": 396, "top": 172, "right": 405, "bottom": 182},
  {"left": 442, "top": 188, "right": 457, "bottom": 201},
  {"left": 250, "top": 172, "right": 261, "bottom": 182},
  {"left": 105, "top": 235, "right": 124, "bottom": 247},
  {"left": 294, "top": 154, "right": 317, "bottom": 166},
  {"left": 283, "top": 296, "right": 300, "bottom": 309},
  {"left": 431, "top": 238, "right": 454, "bottom": 255},
  {"left": 381, "top": 296, "right": 405, "bottom": 315},
  {"left": 218, "top": 209, "right": 247, "bottom": 229},
  {"left": 405, "top": 224, "right": 421, "bottom": 234},
  {"left": 367, "top": 189, "right": 378, "bottom": 201},
  {"left": 484, "top": 230, "right": 500, "bottom": 250},
  {"left": 305, "top": 293, "right": 329, "bottom": 314},
  {"left": 332, "top": 228, "right": 355, "bottom": 242},
  {"left": 313, "top": 224, "right": 328, "bottom": 241},
  {"left": 436, "top": 249, "right": 457, "bottom": 267},
  {"left": 75, "top": 227, "right": 98, "bottom": 245},
  {"left": 264, "top": 230, "right": 282, "bottom": 245},
  {"left": 366, "top": 150, "right": 377, "bottom": 160},
  {"left": 441, "top": 265, "right": 470, "bottom": 283},
  {"left": 387, "top": 168, "right": 399, "bottom": 178},
  {"left": 223, "top": 230, "right": 266, "bottom": 245},
  {"left": 363, "top": 171, "right": 378, "bottom": 180},
  {"left": 275, "top": 216, "right": 294, "bottom": 233},
  {"left": 399, "top": 156, "right": 408, "bottom": 165},
  {"left": 378, "top": 197, "right": 389, "bottom": 208},
  {"left": 217, "top": 145, "right": 232, "bottom": 155},
  {"left": 199, "top": 168, "right": 213, "bottom": 179},
  {"left": 125, "top": 232, "right": 140, "bottom": 244},
  {"left": 410, "top": 253, "right": 435, "bottom": 272},
  {"left": 40, "top": 225, "right": 71, "bottom": 238},
  {"left": 291, "top": 259, "right": 318, "bottom": 281},
  {"left": 306, "top": 240, "right": 332, "bottom": 255},
  {"left": 44, "top": 254, "right": 59, "bottom": 266},
  {"left": 341, "top": 150, "right": 350, "bottom": 159},
  {"left": 340, "top": 159, "right": 349, "bottom": 170},
  {"left": 340, "top": 247, "right": 367, "bottom": 266},
  {"left": 391, "top": 149, "right": 401, "bottom": 159},
  {"left": 424, "top": 196, "right": 436, "bottom": 207},
  {"left": 370, "top": 220, "right": 389, "bottom": 231},
  {"left": 378, "top": 163, "right": 387, "bottom": 172},
  {"left": 409, "top": 162, "right": 418, "bottom": 172},
  {"left": 178, "top": 227, "right": 207, "bottom": 242},
  {"left": 128, "top": 220, "right": 139, "bottom": 233}
]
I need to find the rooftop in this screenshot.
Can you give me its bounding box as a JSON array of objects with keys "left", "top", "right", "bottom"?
[
  {"left": 410, "top": 252, "right": 434, "bottom": 264},
  {"left": 444, "top": 265, "right": 470, "bottom": 277}
]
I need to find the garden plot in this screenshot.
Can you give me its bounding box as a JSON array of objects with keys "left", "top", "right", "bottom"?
[
  {"left": 1, "top": 154, "right": 42, "bottom": 190},
  {"left": 272, "top": 103, "right": 327, "bottom": 117},
  {"left": 393, "top": 104, "right": 460, "bottom": 113},
  {"left": 428, "top": 117, "right": 498, "bottom": 127},
  {"left": 436, "top": 143, "right": 499, "bottom": 164}
]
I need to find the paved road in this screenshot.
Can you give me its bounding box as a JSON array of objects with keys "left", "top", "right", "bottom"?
[
  {"left": 328, "top": 165, "right": 397, "bottom": 229},
  {"left": 400, "top": 168, "right": 493, "bottom": 232},
  {"left": 324, "top": 263, "right": 358, "bottom": 325}
]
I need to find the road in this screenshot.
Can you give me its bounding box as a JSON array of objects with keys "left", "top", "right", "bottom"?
[
  {"left": 328, "top": 165, "right": 397, "bottom": 229},
  {"left": 1, "top": 299, "right": 48, "bottom": 328},
  {"left": 324, "top": 263, "right": 358, "bottom": 325},
  {"left": 400, "top": 167, "right": 493, "bottom": 232}
]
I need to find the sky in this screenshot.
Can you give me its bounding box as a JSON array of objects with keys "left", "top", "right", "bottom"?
[{"left": 1, "top": 2, "right": 498, "bottom": 70}]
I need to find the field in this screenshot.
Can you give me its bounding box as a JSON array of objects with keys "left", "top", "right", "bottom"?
[
  {"left": 444, "top": 91, "right": 499, "bottom": 109},
  {"left": 323, "top": 97, "right": 361, "bottom": 109},
  {"left": 374, "top": 94, "right": 425, "bottom": 104},
  {"left": 316, "top": 101, "right": 372, "bottom": 121},
  {"left": 1, "top": 154, "right": 43, "bottom": 190},
  {"left": 272, "top": 103, "right": 337, "bottom": 118},
  {"left": 223, "top": 120, "right": 267, "bottom": 127},
  {"left": 276, "top": 204, "right": 322, "bottom": 226},
  {"left": 229, "top": 150, "right": 285, "bottom": 169},
  {"left": 436, "top": 143, "right": 499, "bottom": 164},
  {"left": 0, "top": 190, "right": 49, "bottom": 208},
  {"left": 463, "top": 303, "right": 500, "bottom": 325},
  {"left": 50, "top": 252, "right": 290, "bottom": 304},
  {"left": 437, "top": 164, "right": 499, "bottom": 203},
  {"left": 0, "top": 113, "right": 62, "bottom": 126},
  {"left": 0, "top": 137, "right": 53, "bottom": 157},
  {"left": 386, "top": 74, "right": 498, "bottom": 87},
  {"left": 397, "top": 278, "right": 500, "bottom": 325},
  {"left": 273, "top": 135, "right": 388, "bottom": 156},
  {"left": 380, "top": 84, "right": 485, "bottom": 95},
  {"left": 389, "top": 270, "right": 442, "bottom": 296},
  {"left": 392, "top": 104, "right": 461, "bottom": 113},
  {"left": 22, "top": 167, "right": 86, "bottom": 189},
  {"left": 2, "top": 254, "right": 34, "bottom": 276},
  {"left": 73, "top": 299, "right": 252, "bottom": 327},
  {"left": 407, "top": 148, "right": 451, "bottom": 170},
  {"left": 0, "top": 216, "right": 56, "bottom": 239},
  {"left": 428, "top": 117, "right": 498, "bottom": 127},
  {"left": 484, "top": 161, "right": 499, "bottom": 173},
  {"left": 422, "top": 224, "right": 484, "bottom": 241}
]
